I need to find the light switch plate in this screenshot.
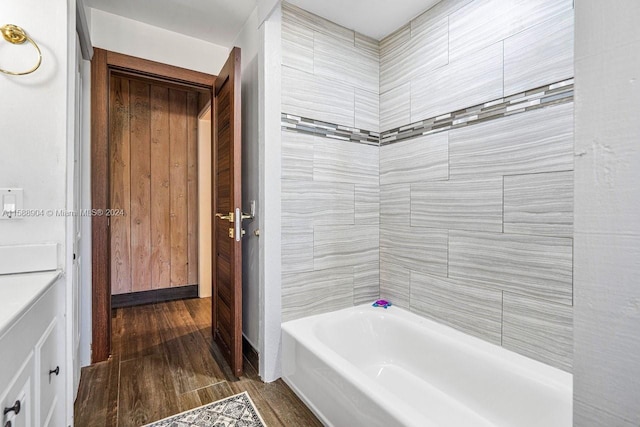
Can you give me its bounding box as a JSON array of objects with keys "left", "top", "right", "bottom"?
[{"left": 0, "top": 188, "right": 24, "bottom": 220}]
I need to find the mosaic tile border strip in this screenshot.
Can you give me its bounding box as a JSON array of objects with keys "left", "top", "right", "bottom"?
[
  {"left": 281, "top": 78, "right": 573, "bottom": 147},
  {"left": 281, "top": 114, "right": 380, "bottom": 146},
  {"left": 380, "top": 78, "right": 574, "bottom": 146}
]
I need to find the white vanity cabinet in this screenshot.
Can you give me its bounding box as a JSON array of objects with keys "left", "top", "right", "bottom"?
[{"left": 0, "top": 272, "right": 64, "bottom": 427}]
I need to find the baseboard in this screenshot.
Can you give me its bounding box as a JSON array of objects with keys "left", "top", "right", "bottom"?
[
  {"left": 112, "top": 284, "right": 199, "bottom": 308},
  {"left": 243, "top": 335, "right": 260, "bottom": 373}
]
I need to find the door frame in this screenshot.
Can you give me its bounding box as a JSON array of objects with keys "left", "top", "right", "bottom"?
[{"left": 90, "top": 49, "right": 216, "bottom": 363}]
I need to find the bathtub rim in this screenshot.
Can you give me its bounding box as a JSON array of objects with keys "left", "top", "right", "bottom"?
[{"left": 282, "top": 303, "right": 572, "bottom": 388}]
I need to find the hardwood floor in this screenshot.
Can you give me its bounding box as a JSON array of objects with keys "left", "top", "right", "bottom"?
[{"left": 74, "top": 298, "right": 322, "bottom": 427}]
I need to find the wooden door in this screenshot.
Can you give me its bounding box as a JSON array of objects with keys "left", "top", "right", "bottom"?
[
  {"left": 109, "top": 75, "right": 199, "bottom": 295},
  {"left": 212, "top": 47, "right": 243, "bottom": 377}
]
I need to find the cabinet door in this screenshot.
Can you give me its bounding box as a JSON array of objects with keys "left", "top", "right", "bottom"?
[
  {"left": 1, "top": 353, "right": 34, "bottom": 427},
  {"left": 36, "top": 318, "right": 61, "bottom": 426}
]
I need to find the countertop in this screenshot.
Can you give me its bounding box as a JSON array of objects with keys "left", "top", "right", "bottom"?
[{"left": 0, "top": 270, "right": 61, "bottom": 338}]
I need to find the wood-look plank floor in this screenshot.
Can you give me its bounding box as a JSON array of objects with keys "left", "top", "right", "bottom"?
[{"left": 74, "top": 298, "right": 322, "bottom": 427}]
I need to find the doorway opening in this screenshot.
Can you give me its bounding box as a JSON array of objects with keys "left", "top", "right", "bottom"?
[
  {"left": 90, "top": 49, "right": 217, "bottom": 363},
  {"left": 91, "top": 48, "right": 245, "bottom": 378}
]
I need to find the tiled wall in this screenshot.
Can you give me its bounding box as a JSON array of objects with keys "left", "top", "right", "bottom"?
[
  {"left": 380, "top": 0, "right": 574, "bottom": 132},
  {"left": 280, "top": 2, "right": 380, "bottom": 322},
  {"left": 379, "top": 0, "right": 575, "bottom": 372},
  {"left": 282, "top": 2, "right": 380, "bottom": 131},
  {"left": 280, "top": 0, "right": 575, "bottom": 372}
]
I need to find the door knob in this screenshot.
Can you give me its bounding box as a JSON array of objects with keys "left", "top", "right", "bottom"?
[
  {"left": 49, "top": 366, "right": 60, "bottom": 382},
  {"left": 215, "top": 212, "right": 234, "bottom": 222},
  {"left": 3, "top": 400, "right": 20, "bottom": 416},
  {"left": 221, "top": 209, "right": 249, "bottom": 240}
]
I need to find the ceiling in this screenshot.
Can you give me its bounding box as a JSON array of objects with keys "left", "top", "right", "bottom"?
[
  {"left": 85, "top": 0, "right": 441, "bottom": 45},
  {"left": 84, "top": 0, "right": 259, "bottom": 46},
  {"left": 287, "top": 0, "right": 441, "bottom": 40}
]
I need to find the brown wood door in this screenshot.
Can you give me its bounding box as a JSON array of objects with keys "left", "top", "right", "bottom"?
[
  {"left": 109, "top": 74, "right": 199, "bottom": 295},
  {"left": 212, "top": 47, "right": 243, "bottom": 376}
]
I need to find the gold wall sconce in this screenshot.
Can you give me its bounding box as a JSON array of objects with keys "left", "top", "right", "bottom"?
[{"left": 0, "top": 24, "right": 42, "bottom": 75}]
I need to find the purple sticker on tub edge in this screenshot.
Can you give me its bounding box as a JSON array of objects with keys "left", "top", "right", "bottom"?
[{"left": 372, "top": 299, "right": 392, "bottom": 309}]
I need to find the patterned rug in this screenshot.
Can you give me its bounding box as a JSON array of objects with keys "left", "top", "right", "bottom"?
[{"left": 143, "top": 392, "right": 266, "bottom": 427}]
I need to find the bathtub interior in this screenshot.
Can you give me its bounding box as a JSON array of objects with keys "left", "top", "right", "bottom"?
[{"left": 286, "top": 305, "right": 572, "bottom": 427}]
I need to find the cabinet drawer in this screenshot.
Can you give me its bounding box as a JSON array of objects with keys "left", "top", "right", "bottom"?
[
  {"left": 1, "top": 353, "right": 34, "bottom": 427},
  {"left": 36, "top": 318, "right": 60, "bottom": 426}
]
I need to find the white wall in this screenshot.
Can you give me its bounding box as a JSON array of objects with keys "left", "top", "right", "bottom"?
[
  {"left": 0, "top": 0, "right": 76, "bottom": 424},
  {"left": 79, "top": 57, "right": 92, "bottom": 369},
  {"left": 573, "top": 1, "right": 640, "bottom": 425},
  {"left": 233, "top": 8, "right": 262, "bottom": 351},
  {"left": 198, "top": 110, "right": 212, "bottom": 299},
  {"left": 0, "top": 0, "right": 70, "bottom": 267},
  {"left": 258, "top": 0, "right": 281, "bottom": 25},
  {"left": 89, "top": 8, "right": 229, "bottom": 75},
  {"left": 83, "top": 3, "right": 92, "bottom": 32},
  {"left": 258, "top": 5, "right": 282, "bottom": 382}
]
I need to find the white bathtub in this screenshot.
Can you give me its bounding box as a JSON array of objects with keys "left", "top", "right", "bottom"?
[{"left": 281, "top": 305, "right": 572, "bottom": 427}]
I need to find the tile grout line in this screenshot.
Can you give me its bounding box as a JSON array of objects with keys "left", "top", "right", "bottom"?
[
  {"left": 502, "top": 41, "right": 505, "bottom": 99},
  {"left": 502, "top": 169, "right": 574, "bottom": 178},
  {"left": 502, "top": 176, "right": 505, "bottom": 234},
  {"left": 446, "top": 229, "right": 450, "bottom": 279},
  {"left": 500, "top": 291, "right": 504, "bottom": 347}
]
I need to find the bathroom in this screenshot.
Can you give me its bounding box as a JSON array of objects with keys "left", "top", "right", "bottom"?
[{"left": 0, "top": 0, "right": 638, "bottom": 426}]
